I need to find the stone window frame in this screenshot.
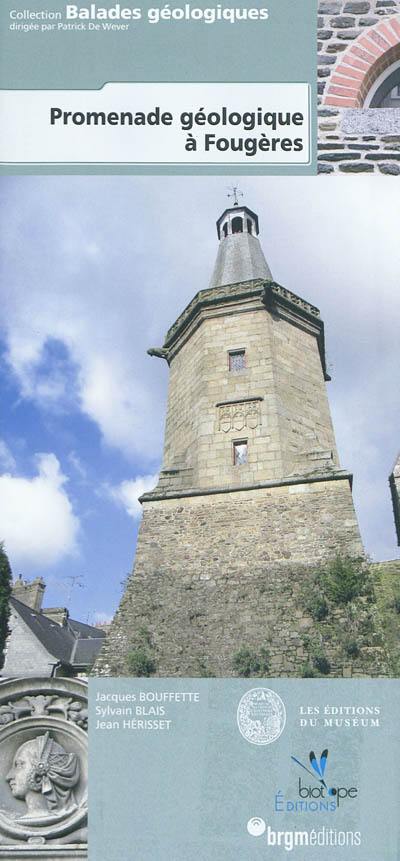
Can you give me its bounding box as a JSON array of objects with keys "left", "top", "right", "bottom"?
[
  {"left": 232, "top": 439, "right": 248, "bottom": 466},
  {"left": 228, "top": 348, "right": 246, "bottom": 373}
]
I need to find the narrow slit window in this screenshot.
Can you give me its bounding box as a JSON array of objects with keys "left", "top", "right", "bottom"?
[
  {"left": 233, "top": 440, "right": 248, "bottom": 466},
  {"left": 229, "top": 349, "right": 246, "bottom": 372}
]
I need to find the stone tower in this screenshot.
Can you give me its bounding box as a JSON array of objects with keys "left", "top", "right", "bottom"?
[
  {"left": 389, "top": 453, "right": 400, "bottom": 546},
  {"left": 96, "top": 201, "right": 377, "bottom": 678}
]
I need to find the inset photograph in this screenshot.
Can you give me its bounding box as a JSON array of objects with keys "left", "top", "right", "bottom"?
[
  {"left": 0, "top": 177, "right": 399, "bottom": 686},
  {"left": 318, "top": 0, "right": 400, "bottom": 173}
]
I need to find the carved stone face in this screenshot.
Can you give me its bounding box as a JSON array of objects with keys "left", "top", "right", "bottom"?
[
  {"left": 6, "top": 741, "right": 36, "bottom": 800},
  {"left": 0, "top": 679, "right": 87, "bottom": 847}
]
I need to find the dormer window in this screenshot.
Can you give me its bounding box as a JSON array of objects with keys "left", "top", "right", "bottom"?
[{"left": 229, "top": 349, "right": 246, "bottom": 372}]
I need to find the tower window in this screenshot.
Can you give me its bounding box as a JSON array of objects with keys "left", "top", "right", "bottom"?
[
  {"left": 247, "top": 218, "right": 253, "bottom": 234},
  {"left": 232, "top": 216, "right": 243, "bottom": 234},
  {"left": 228, "top": 349, "right": 246, "bottom": 372},
  {"left": 223, "top": 222, "right": 228, "bottom": 237},
  {"left": 233, "top": 440, "right": 248, "bottom": 466}
]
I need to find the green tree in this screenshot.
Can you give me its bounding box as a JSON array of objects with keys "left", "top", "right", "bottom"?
[
  {"left": 0, "top": 543, "right": 12, "bottom": 669},
  {"left": 325, "top": 556, "right": 367, "bottom": 606},
  {"left": 126, "top": 648, "right": 156, "bottom": 677}
]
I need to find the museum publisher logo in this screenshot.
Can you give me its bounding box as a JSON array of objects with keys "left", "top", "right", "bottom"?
[{"left": 237, "top": 688, "right": 286, "bottom": 745}]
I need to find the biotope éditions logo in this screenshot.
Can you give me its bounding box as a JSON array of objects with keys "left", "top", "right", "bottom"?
[
  {"left": 237, "top": 687, "right": 286, "bottom": 745},
  {"left": 276, "top": 747, "right": 359, "bottom": 813}
]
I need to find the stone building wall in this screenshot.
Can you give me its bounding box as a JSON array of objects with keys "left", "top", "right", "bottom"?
[
  {"left": 11, "top": 577, "right": 45, "bottom": 611},
  {"left": 92, "top": 477, "right": 391, "bottom": 679},
  {"left": 158, "top": 280, "right": 338, "bottom": 496},
  {"left": 318, "top": 0, "right": 400, "bottom": 173},
  {"left": 271, "top": 309, "right": 338, "bottom": 473},
  {"left": 389, "top": 453, "right": 400, "bottom": 544},
  {"left": 3, "top": 607, "right": 57, "bottom": 677},
  {"left": 371, "top": 558, "right": 400, "bottom": 674}
]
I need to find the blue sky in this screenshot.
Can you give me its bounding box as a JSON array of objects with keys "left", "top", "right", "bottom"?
[{"left": 0, "top": 176, "right": 399, "bottom": 624}]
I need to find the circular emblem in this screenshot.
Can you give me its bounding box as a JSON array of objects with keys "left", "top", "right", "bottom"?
[
  {"left": 237, "top": 687, "right": 286, "bottom": 745},
  {"left": 247, "top": 817, "right": 266, "bottom": 837},
  {"left": 0, "top": 678, "right": 87, "bottom": 847}
]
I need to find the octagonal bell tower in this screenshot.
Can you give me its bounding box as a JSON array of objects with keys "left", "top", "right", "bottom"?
[
  {"left": 150, "top": 201, "right": 340, "bottom": 499},
  {"left": 96, "top": 200, "right": 369, "bottom": 679}
]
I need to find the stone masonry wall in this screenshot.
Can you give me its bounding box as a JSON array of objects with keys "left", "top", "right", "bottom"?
[
  {"left": 389, "top": 453, "right": 400, "bottom": 544},
  {"left": 159, "top": 292, "right": 338, "bottom": 496},
  {"left": 372, "top": 559, "right": 400, "bottom": 674},
  {"left": 93, "top": 479, "right": 391, "bottom": 679},
  {"left": 318, "top": 0, "right": 400, "bottom": 173}
]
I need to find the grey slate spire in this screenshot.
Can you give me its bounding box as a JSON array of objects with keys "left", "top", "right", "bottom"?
[{"left": 209, "top": 204, "right": 272, "bottom": 289}]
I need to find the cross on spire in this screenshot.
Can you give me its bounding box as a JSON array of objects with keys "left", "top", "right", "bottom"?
[{"left": 227, "top": 185, "right": 244, "bottom": 207}]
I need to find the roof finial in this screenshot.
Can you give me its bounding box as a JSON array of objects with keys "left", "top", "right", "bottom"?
[{"left": 227, "top": 185, "right": 243, "bottom": 207}]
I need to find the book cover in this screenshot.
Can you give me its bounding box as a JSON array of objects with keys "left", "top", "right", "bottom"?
[{"left": 0, "top": 1, "right": 399, "bottom": 859}]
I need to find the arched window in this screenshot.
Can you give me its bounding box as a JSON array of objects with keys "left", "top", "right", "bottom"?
[
  {"left": 368, "top": 66, "right": 400, "bottom": 108},
  {"left": 232, "top": 216, "right": 243, "bottom": 234},
  {"left": 322, "top": 18, "right": 400, "bottom": 109},
  {"left": 247, "top": 219, "right": 253, "bottom": 234},
  {"left": 223, "top": 222, "right": 228, "bottom": 237}
]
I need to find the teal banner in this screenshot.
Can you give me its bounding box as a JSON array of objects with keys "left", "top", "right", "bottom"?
[
  {"left": 88, "top": 678, "right": 400, "bottom": 860},
  {"left": 0, "top": 0, "right": 317, "bottom": 174}
]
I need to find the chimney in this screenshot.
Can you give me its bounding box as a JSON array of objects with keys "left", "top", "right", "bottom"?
[
  {"left": 12, "top": 577, "right": 46, "bottom": 611},
  {"left": 42, "top": 607, "right": 69, "bottom": 627}
]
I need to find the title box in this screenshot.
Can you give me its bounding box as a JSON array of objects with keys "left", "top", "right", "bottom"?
[
  {"left": 0, "top": 0, "right": 317, "bottom": 174},
  {"left": 0, "top": 83, "right": 310, "bottom": 166}
]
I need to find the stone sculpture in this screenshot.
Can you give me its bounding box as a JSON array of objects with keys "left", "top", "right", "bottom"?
[{"left": 0, "top": 677, "right": 87, "bottom": 858}]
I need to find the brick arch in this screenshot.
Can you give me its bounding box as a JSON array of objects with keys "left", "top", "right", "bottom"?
[{"left": 323, "top": 15, "right": 400, "bottom": 108}]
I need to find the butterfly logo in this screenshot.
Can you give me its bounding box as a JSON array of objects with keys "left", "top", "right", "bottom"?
[{"left": 291, "top": 749, "right": 329, "bottom": 789}]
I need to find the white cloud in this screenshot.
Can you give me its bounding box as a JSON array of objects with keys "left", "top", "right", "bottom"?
[
  {"left": 110, "top": 473, "right": 159, "bottom": 520},
  {"left": 0, "top": 440, "right": 16, "bottom": 472},
  {"left": 80, "top": 354, "right": 160, "bottom": 458},
  {"left": 67, "top": 450, "right": 87, "bottom": 480},
  {"left": 0, "top": 179, "right": 176, "bottom": 463},
  {"left": 93, "top": 612, "right": 113, "bottom": 625},
  {"left": 0, "top": 454, "right": 79, "bottom": 568}
]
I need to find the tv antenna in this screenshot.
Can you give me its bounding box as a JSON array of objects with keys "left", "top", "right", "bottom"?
[{"left": 63, "top": 574, "right": 86, "bottom": 606}]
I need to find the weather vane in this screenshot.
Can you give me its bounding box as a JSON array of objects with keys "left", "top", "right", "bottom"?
[{"left": 227, "top": 185, "right": 244, "bottom": 207}]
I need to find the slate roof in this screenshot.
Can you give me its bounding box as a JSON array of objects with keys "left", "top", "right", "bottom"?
[
  {"left": 71, "top": 637, "right": 105, "bottom": 666},
  {"left": 10, "top": 597, "right": 105, "bottom": 669},
  {"left": 69, "top": 618, "right": 106, "bottom": 640},
  {"left": 209, "top": 231, "right": 272, "bottom": 289}
]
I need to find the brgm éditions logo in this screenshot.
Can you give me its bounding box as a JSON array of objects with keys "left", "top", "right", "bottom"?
[
  {"left": 247, "top": 816, "right": 266, "bottom": 837},
  {"left": 237, "top": 688, "right": 286, "bottom": 745}
]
